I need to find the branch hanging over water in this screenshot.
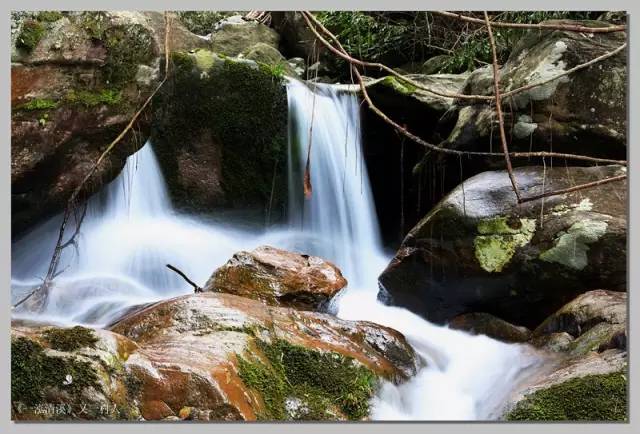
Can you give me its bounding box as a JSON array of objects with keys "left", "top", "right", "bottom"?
[{"left": 166, "top": 264, "right": 203, "bottom": 293}]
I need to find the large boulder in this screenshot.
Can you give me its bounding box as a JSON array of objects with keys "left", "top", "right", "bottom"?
[
  {"left": 204, "top": 246, "right": 347, "bottom": 311},
  {"left": 12, "top": 293, "right": 419, "bottom": 421},
  {"left": 379, "top": 164, "right": 626, "bottom": 328},
  {"left": 444, "top": 20, "right": 627, "bottom": 163},
  {"left": 151, "top": 49, "right": 288, "bottom": 217},
  {"left": 10, "top": 11, "right": 207, "bottom": 236}
]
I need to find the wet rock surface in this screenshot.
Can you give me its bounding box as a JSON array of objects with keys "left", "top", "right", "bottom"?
[
  {"left": 448, "top": 312, "right": 531, "bottom": 343},
  {"left": 379, "top": 164, "right": 626, "bottom": 328},
  {"left": 11, "top": 292, "right": 419, "bottom": 421},
  {"left": 205, "top": 245, "right": 348, "bottom": 311}
]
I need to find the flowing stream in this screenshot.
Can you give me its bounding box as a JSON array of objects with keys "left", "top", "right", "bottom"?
[{"left": 11, "top": 79, "right": 542, "bottom": 420}]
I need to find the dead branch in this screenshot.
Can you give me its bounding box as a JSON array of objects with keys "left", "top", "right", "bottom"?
[
  {"left": 484, "top": 11, "right": 521, "bottom": 201},
  {"left": 433, "top": 11, "right": 626, "bottom": 33},
  {"left": 166, "top": 264, "right": 203, "bottom": 293},
  {"left": 12, "top": 12, "right": 173, "bottom": 311},
  {"left": 301, "top": 11, "right": 627, "bottom": 166},
  {"left": 519, "top": 174, "right": 626, "bottom": 203}
]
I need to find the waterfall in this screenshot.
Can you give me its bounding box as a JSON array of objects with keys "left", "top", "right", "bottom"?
[{"left": 11, "top": 79, "right": 542, "bottom": 420}]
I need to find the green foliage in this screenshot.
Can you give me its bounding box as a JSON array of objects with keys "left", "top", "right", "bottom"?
[
  {"left": 65, "top": 89, "right": 122, "bottom": 107},
  {"left": 237, "top": 338, "right": 376, "bottom": 420},
  {"left": 11, "top": 337, "right": 101, "bottom": 406},
  {"left": 16, "top": 19, "right": 45, "bottom": 52},
  {"left": 41, "top": 326, "right": 99, "bottom": 352},
  {"left": 17, "top": 98, "right": 58, "bottom": 111},
  {"left": 316, "top": 11, "right": 603, "bottom": 75},
  {"left": 259, "top": 61, "right": 286, "bottom": 80},
  {"left": 506, "top": 372, "right": 627, "bottom": 421},
  {"left": 37, "top": 11, "right": 64, "bottom": 23}
]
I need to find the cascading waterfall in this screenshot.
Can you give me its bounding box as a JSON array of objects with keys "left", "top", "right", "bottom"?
[{"left": 11, "top": 78, "right": 542, "bottom": 420}]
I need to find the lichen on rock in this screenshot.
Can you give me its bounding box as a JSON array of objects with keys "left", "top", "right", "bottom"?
[
  {"left": 539, "top": 219, "right": 608, "bottom": 270},
  {"left": 474, "top": 217, "right": 536, "bottom": 273}
]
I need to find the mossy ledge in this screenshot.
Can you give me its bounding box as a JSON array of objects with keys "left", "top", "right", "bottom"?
[
  {"left": 152, "top": 50, "right": 288, "bottom": 214},
  {"left": 505, "top": 371, "right": 627, "bottom": 421},
  {"left": 237, "top": 338, "right": 377, "bottom": 420},
  {"left": 11, "top": 337, "right": 101, "bottom": 408},
  {"left": 41, "top": 326, "right": 99, "bottom": 352}
]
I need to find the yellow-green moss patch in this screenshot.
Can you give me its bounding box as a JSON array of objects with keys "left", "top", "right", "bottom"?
[
  {"left": 42, "top": 326, "right": 99, "bottom": 352},
  {"left": 474, "top": 216, "right": 536, "bottom": 273}
]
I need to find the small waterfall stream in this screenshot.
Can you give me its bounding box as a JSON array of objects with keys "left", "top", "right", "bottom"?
[{"left": 11, "top": 79, "right": 542, "bottom": 420}]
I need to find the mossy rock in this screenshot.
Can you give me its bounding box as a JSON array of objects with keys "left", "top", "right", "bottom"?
[
  {"left": 152, "top": 50, "right": 288, "bottom": 217},
  {"left": 506, "top": 371, "right": 627, "bottom": 421}
]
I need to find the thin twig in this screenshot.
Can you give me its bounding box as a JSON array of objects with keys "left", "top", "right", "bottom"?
[
  {"left": 519, "top": 174, "right": 626, "bottom": 203},
  {"left": 166, "top": 264, "right": 203, "bottom": 293},
  {"left": 485, "top": 11, "right": 521, "bottom": 201},
  {"left": 433, "top": 11, "right": 626, "bottom": 33}
]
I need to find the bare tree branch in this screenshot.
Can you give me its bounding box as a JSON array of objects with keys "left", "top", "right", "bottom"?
[
  {"left": 519, "top": 174, "right": 626, "bottom": 203},
  {"left": 484, "top": 11, "right": 521, "bottom": 201}
]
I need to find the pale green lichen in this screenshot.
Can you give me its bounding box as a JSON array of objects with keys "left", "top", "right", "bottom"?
[
  {"left": 539, "top": 219, "right": 608, "bottom": 270},
  {"left": 474, "top": 217, "right": 536, "bottom": 273}
]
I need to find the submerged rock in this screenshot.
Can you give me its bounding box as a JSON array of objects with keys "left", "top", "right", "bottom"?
[
  {"left": 448, "top": 312, "right": 531, "bottom": 343},
  {"left": 445, "top": 20, "right": 626, "bottom": 163},
  {"left": 12, "top": 293, "right": 419, "bottom": 421},
  {"left": 204, "top": 245, "right": 347, "bottom": 311},
  {"left": 379, "top": 164, "right": 626, "bottom": 328}
]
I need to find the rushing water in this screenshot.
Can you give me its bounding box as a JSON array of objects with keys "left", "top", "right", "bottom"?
[{"left": 11, "top": 79, "right": 542, "bottom": 420}]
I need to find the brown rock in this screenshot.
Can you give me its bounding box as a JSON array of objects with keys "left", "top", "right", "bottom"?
[
  {"left": 448, "top": 312, "right": 531, "bottom": 343},
  {"left": 204, "top": 246, "right": 348, "bottom": 311}
]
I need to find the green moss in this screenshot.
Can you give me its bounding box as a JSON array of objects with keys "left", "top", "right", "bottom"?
[
  {"left": 64, "top": 89, "right": 122, "bottom": 107},
  {"left": 102, "top": 24, "right": 154, "bottom": 85},
  {"left": 16, "top": 98, "right": 58, "bottom": 111},
  {"left": 42, "top": 326, "right": 99, "bottom": 352},
  {"left": 152, "top": 51, "right": 288, "bottom": 215},
  {"left": 474, "top": 217, "right": 536, "bottom": 273},
  {"left": 37, "top": 11, "right": 64, "bottom": 23},
  {"left": 237, "top": 339, "right": 376, "bottom": 421},
  {"left": 539, "top": 219, "right": 608, "bottom": 270},
  {"left": 381, "top": 76, "right": 416, "bottom": 95},
  {"left": 11, "top": 337, "right": 101, "bottom": 406},
  {"left": 506, "top": 371, "right": 627, "bottom": 421},
  {"left": 16, "top": 19, "right": 45, "bottom": 52}
]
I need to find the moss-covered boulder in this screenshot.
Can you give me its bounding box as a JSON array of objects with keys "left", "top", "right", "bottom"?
[
  {"left": 531, "top": 290, "right": 626, "bottom": 356},
  {"left": 204, "top": 245, "right": 348, "bottom": 311},
  {"left": 11, "top": 323, "right": 143, "bottom": 420},
  {"left": 445, "top": 20, "right": 626, "bottom": 163},
  {"left": 10, "top": 11, "right": 207, "bottom": 236},
  {"left": 151, "top": 49, "right": 288, "bottom": 216},
  {"left": 379, "top": 164, "right": 626, "bottom": 328},
  {"left": 448, "top": 312, "right": 531, "bottom": 343},
  {"left": 108, "top": 292, "right": 419, "bottom": 421},
  {"left": 502, "top": 349, "right": 627, "bottom": 421},
  {"left": 210, "top": 15, "right": 279, "bottom": 56}
]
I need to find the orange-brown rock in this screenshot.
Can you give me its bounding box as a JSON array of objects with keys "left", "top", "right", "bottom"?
[
  {"left": 12, "top": 293, "right": 419, "bottom": 421},
  {"left": 204, "top": 245, "right": 348, "bottom": 311}
]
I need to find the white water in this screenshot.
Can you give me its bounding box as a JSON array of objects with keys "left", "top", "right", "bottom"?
[{"left": 11, "top": 79, "right": 541, "bottom": 420}]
